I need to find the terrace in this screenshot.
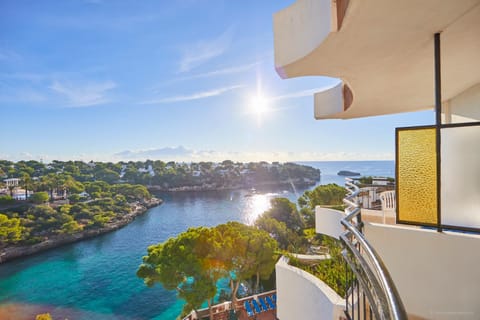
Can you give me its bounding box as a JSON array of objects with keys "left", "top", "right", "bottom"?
[{"left": 183, "top": 290, "right": 277, "bottom": 320}]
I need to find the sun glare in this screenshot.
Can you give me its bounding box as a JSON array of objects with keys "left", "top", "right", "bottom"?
[{"left": 248, "top": 93, "right": 272, "bottom": 123}]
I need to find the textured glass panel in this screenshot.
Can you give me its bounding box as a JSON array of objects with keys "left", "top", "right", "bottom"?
[
  {"left": 397, "top": 128, "right": 437, "bottom": 224},
  {"left": 441, "top": 125, "right": 480, "bottom": 229}
]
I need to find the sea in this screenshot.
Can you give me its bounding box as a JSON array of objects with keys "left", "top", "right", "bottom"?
[{"left": 0, "top": 161, "right": 394, "bottom": 320}]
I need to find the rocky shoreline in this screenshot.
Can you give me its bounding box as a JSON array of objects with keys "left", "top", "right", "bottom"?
[
  {"left": 0, "top": 197, "right": 162, "bottom": 264},
  {"left": 147, "top": 180, "right": 318, "bottom": 192}
]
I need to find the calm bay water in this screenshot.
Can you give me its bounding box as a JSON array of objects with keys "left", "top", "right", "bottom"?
[{"left": 0, "top": 161, "right": 393, "bottom": 320}]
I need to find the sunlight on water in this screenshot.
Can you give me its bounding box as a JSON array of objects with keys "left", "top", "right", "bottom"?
[{"left": 243, "top": 192, "right": 285, "bottom": 225}]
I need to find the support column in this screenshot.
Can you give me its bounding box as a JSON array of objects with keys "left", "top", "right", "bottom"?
[{"left": 434, "top": 32, "right": 442, "bottom": 232}]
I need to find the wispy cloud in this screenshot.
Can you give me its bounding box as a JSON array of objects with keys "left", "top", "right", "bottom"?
[
  {"left": 179, "top": 27, "right": 234, "bottom": 72},
  {"left": 152, "top": 61, "right": 260, "bottom": 91},
  {"left": 178, "top": 62, "right": 259, "bottom": 81},
  {"left": 49, "top": 80, "right": 116, "bottom": 107},
  {"left": 141, "top": 84, "right": 243, "bottom": 104}
]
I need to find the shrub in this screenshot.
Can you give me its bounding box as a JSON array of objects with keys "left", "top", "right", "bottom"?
[
  {"left": 0, "top": 195, "right": 14, "bottom": 205},
  {"left": 31, "top": 192, "right": 49, "bottom": 204}
]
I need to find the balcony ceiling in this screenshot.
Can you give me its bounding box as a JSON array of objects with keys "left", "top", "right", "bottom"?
[{"left": 274, "top": 0, "right": 480, "bottom": 119}]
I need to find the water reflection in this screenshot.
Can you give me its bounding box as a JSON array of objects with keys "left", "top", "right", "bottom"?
[{"left": 243, "top": 191, "right": 289, "bottom": 225}]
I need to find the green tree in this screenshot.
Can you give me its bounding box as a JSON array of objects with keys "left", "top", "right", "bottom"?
[
  {"left": 61, "top": 220, "right": 83, "bottom": 234},
  {"left": 39, "top": 173, "right": 59, "bottom": 200},
  {"left": 264, "top": 198, "right": 304, "bottom": 232},
  {"left": 289, "top": 236, "right": 347, "bottom": 297},
  {"left": 255, "top": 215, "right": 300, "bottom": 250},
  {"left": 95, "top": 168, "right": 120, "bottom": 184},
  {"left": 0, "top": 213, "right": 25, "bottom": 244},
  {"left": 31, "top": 192, "right": 49, "bottom": 204},
  {"left": 298, "top": 184, "right": 346, "bottom": 228},
  {"left": 21, "top": 172, "right": 33, "bottom": 201},
  {"left": 138, "top": 223, "right": 278, "bottom": 318},
  {"left": 215, "top": 222, "right": 278, "bottom": 304},
  {"left": 137, "top": 227, "right": 219, "bottom": 319},
  {"left": 64, "top": 175, "right": 85, "bottom": 194},
  {"left": 92, "top": 214, "right": 110, "bottom": 227},
  {"left": 358, "top": 176, "right": 373, "bottom": 185},
  {"left": 0, "top": 195, "right": 14, "bottom": 205},
  {"left": 35, "top": 313, "right": 52, "bottom": 320}
]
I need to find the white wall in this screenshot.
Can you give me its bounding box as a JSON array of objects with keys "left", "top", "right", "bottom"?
[
  {"left": 364, "top": 223, "right": 480, "bottom": 320},
  {"left": 315, "top": 206, "right": 345, "bottom": 240},
  {"left": 273, "top": 0, "right": 332, "bottom": 74},
  {"left": 276, "top": 256, "right": 345, "bottom": 320},
  {"left": 445, "top": 83, "right": 480, "bottom": 123}
]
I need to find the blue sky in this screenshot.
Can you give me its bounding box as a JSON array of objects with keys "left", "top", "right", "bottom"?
[{"left": 0, "top": 0, "right": 434, "bottom": 162}]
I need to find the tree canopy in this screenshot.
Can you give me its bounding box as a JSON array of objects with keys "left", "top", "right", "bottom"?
[
  {"left": 0, "top": 213, "right": 26, "bottom": 244},
  {"left": 297, "top": 183, "right": 346, "bottom": 228},
  {"left": 137, "top": 222, "right": 278, "bottom": 319},
  {"left": 263, "top": 198, "right": 304, "bottom": 232},
  {"left": 31, "top": 192, "right": 49, "bottom": 204}
]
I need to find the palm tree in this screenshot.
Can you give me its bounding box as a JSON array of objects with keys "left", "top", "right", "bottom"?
[
  {"left": 21, "top": 173, "right": 32, "bottom": 201},
  {"left": 8, "top": 185, "right": 15, "bottom": 197},
  {"left": 40, "top": 173, "right": 57, "bottom": 201}
]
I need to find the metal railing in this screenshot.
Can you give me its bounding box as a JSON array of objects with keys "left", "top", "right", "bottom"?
[{"left": 340, "top": 178, "right": 407, "bottom": 320}]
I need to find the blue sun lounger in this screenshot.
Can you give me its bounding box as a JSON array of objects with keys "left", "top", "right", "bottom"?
[
  {"left": 266, "top": 296, "right": 276, "bottom": 309},
  {"left": 259, "top": 297, "right": 270, "bottom": 310},
  {"left": 244, "top": 300, "right": 254, "bottom": 317},
  {"left": 251, "top": 299, "right": 262, "bottom": 313},
  {"left": 272, "top": 293, "right": 277, "bottom": 304}
]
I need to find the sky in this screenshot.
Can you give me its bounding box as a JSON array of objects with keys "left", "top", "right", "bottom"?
[{"left": 0, "top": 0, "right": 435, "bottom": 163}]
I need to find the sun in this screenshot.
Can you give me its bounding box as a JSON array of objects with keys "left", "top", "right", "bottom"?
[{"left": 248, "top": 93, "right": 270, "bottom": 117}]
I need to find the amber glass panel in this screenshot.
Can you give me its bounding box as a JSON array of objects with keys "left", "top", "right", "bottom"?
[{"left": 397, "top": 128, "right": 437, "bottom": 224}]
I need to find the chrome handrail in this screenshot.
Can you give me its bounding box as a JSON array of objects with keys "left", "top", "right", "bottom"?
[{"left": 340, "top": 178, "right": 407, "bottom": 320}]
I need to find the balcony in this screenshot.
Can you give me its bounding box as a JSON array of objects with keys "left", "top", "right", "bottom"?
[
  {"left": 276, "top": 256, "right": 345, "bottom": 320},
  {"left": 273, "top": 1, "right": 480, "bottom": 318}
]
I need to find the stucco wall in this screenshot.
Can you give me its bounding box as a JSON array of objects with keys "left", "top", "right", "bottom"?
[
  {"left": 364, "top": 223, "right": 480, "bottom": 319},
  {"left": 446, "top": 82, "right": 480, "bottom": 123},
  {"left": 315, "top": 206, "right": 345, "bottom": 240},
  {"left": 273, "top": 0, "right": 331, "bottom": 71},
  {"left": 276, "top": 256, "right": 345, "bottom": 320}
]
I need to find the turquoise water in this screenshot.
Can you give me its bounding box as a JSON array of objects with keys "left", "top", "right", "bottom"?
[{"left": 0, "top": 161, "right": 394, "bottom": 320}]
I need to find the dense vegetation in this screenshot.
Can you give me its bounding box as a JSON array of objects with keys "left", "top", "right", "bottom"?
[
  {"left": 298, "top": 183, "right": 347, "bottom": 227},
  {"left": 0, "top": 160, "right": 153, "bottom": 247},
  {"left": 0, "top": 159, "right": 320, "bottom": 191},
  {"left": 288, "top": 236, "right": 348, "bottom": 297},
  {"left": 254, "top": 184, "right": 348, "bottom": 297},
  {"left": 0, "top": 182, "right": 151, "bottom": 247},
  {"left": 357, "top": 175, "right": 395, "bottom": 185},
  {"left": 137, "top": 222, "right": 278, "bottom": 319}
]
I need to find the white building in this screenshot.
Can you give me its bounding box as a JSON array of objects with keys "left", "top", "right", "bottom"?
[
  {"left": 4, "top": 178, "right": 20, "bottom": 187},
  {"left": 273, "top": 1, "right": 480, "bottom": 319}
]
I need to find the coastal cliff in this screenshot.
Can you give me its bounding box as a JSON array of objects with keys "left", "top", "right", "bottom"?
[
  {"left": 147, "top": 178, "right": 318, "bottom": 192},
  {"left": 0, "top": 197, "right": 162, "bottom": 264}
]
